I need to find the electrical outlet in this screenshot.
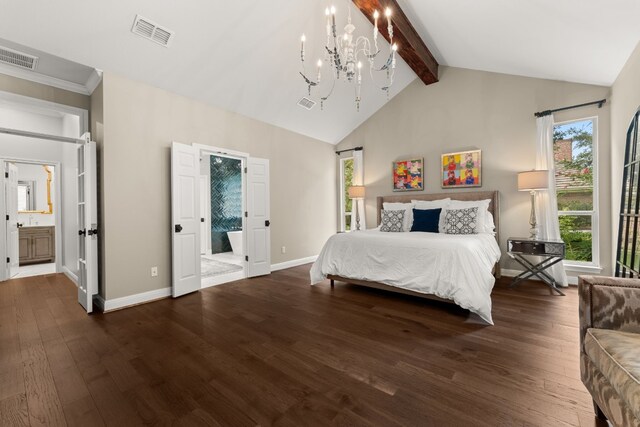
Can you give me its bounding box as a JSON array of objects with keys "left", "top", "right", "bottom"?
[
  {"left": 281, "top": 246, "right": 286, "bottom": 254},
  {"left": 151, "top": 266, "right": 158, "bottom": 277}
]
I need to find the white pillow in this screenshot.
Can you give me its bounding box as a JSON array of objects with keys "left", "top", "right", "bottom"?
[
  {"left": 382, "top": 202, "right": 414, "bottom": 232},
  {"left": 446, "top": 199, "right": 493, "bottom": 233},
  {"left": 485, "top": 211, "right": 496, "bottom": 235},
  {"left": 412, "top": 198, "right": 451, "bottom": 210}
]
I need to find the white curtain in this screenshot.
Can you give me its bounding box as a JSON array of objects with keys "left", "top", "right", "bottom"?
[
  {"left": 350, "top": 149, "right": 367, "bottom": 230},
  {"left": 535, "top": 115, "right": 568, "bottom": 287}
]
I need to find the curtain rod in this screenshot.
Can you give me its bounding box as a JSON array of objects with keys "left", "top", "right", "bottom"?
[
  {"left": 335, "top": 146, "right": 363, "bottom": 155},
  {"left": 534, "top": 99, "right": 606, "bottom": 118}
]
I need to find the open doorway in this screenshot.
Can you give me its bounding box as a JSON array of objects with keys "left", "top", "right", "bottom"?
[
  {"left": 171, "top": 142, "right": 271, "bottom": 298},
  {"left": 200, "top": 152, "right": 246, "bottom": 287},
  {"left": 9, "top": 161, "right": 59, "bottom": 279},
  {"left": 0, "top": 90, "right": 98, "bottom": 313}
]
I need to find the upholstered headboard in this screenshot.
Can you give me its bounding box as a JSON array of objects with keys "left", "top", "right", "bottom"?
[{"left": 376, "top": 190, "right": 500, "bottom": 247}]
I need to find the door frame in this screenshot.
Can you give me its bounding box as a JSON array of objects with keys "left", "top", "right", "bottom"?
[
  {"left": 193, "top": 144, "right": 249, "bottom": 288},
  {"left": 0, "top": 90, "right": 89, "bottom": 136},
  {"left": 0, "top": 157, "right": 63, "bottom": 281}
]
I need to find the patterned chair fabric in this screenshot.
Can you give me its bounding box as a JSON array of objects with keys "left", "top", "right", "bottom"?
[{"left": 579, "top": 275, "right": 640, "bottom": 427}]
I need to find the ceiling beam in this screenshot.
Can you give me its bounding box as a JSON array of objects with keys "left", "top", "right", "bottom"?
[{"left": 352, "top": 0, "right": 439, "bottom": 85}]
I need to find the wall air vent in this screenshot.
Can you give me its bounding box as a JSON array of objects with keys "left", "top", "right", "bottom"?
[
  {"left": 0, "top": 46, "right": 38, "bottom": 71},
  {"left": 131, "top": 15, "right": 174, "bottom": 47},
  {"left": 297, "top": 97, "right": 316, "bottom": 110}
]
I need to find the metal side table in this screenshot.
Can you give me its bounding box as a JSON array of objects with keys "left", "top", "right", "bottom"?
[{"left": 507, "top": 237, "right": 566, "bottom": 296}]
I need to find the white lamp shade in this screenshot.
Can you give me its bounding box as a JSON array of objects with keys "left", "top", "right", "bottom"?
[
  {"left": 348, "top": 185, "right": 366, "bottom": 199},
  {"left": 518, "top": 170, "right": 549, "bottom": 191}
]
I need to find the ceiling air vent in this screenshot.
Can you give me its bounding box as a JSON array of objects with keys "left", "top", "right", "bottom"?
[
  {"left": 0, "top": 46, "right": 38, "bottom": 71},
  {"left": 131, "top": 15, "right": 174, "bottom": 47},
  {"left": 297, "top": 97, "right": 316, "bottom": 110}
]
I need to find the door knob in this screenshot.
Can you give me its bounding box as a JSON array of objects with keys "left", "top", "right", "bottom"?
[
  {"left": 175, "top": 224, "right": 183, "bottom": 233},
  {"left": 78, "top": 229, "right": 86, "bottom": 236},
  {"left": 265, "top": 220, "right": 270, "bottom": 227},
  {"left": 87, "top": 228, "right": 99, "bottom": 236}
]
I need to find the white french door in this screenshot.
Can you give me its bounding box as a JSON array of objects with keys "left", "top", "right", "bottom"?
[
  {"left": 171, "top": 142, "right": 201, "bottom": 297},
  {"left": 247, "top": 158, "right": 270, "bottom": 277},
  {"left": 200, "top": 175, "right": 208, "bottom": 255},
  {"left": 77, "top": 139, "right": 98, "bottom": 313},
  {"left": 5, "top": 163, "right": 19, "bottom": 278}
]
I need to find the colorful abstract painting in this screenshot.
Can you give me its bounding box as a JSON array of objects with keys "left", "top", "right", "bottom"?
[
  {"left": 441, "top": 150, "right": 481, "bottom": 188},
  {"left": 393, "top": 158, "right": 423, "bottom": 192}
]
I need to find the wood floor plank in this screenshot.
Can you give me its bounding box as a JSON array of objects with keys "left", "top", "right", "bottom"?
[
  {"left": 0, "top": 393, "right": 29, "bottom": 427},
  {"left": 22, "top": 342, "right": 67, "bottom": 427},
  {"left": 2, "top": 268, "right": 607, "bottom": 426}
]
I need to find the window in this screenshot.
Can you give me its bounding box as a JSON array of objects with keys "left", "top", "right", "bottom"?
[
  {"left": 339, "top": 157, "right": 354, "bottom": 232},
  {"left": 616, "top": 109, "right": 640, "bottom": 277},
  {"left": 553, "top": 118, "right": 598, "bottom": 265}
]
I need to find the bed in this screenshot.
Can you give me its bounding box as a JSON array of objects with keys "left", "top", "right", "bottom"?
[{"left": 310, "top": 191, "right": 502, "bottom": 324}]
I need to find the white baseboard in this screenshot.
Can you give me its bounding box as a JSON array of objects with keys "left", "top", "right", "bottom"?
[
  {"left": 96, "top": 287, "right": 171, "bottom": 312},
  {"left": 271, "top": 255, "right": 317, "bottom": 272},
  {"left": 501, "top": 268, "right": 578, "bottom": 286},
  {"left": 62, "top": 266, "right": 78, "bottom": 285}
]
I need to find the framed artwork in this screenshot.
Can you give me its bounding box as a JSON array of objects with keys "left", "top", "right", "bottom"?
[
  {"left": 441, "top": 150, "right": 481, "bottom": 188},
  {"left": 393, "top": 158, "right": 423, "bottom": 192}
]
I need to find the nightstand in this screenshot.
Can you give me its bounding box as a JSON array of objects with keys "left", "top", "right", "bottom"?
[{"left": 507, "top": 237, "right": 566, "bottom": 296}]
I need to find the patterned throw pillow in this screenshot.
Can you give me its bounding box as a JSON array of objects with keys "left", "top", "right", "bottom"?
[
  {"left": 444, "top": 207, "right": 478, "bottom": 235},
  {"left": 380, "top": 209, "right": 405, "bottom": 232}
]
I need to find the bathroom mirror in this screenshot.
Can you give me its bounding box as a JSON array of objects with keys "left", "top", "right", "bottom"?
[{"left": 18, "top": 165, "right": 53, "bottom": 214}]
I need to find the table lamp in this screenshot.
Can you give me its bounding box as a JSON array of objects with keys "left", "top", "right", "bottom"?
[
  {"left": 518, "top": 170, "right": 549, "bottom": 239},
  {"left": 348, "top": 185, "right": 366, "bottom": 231}
]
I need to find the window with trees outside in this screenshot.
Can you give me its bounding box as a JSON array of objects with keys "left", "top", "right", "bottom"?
[
  {"left": 553, "top": 118, "right": 597, "bottom": 264},
  {"left": 339, "top": 157, "right": 354, "bottom": 232}
]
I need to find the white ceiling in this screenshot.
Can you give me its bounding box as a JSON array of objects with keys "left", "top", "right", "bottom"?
[
  {"left": 0, "top": 0, "right": 416, "bottom": 144},
  {"left": 399, "top": 0, "right": 640, "bottom": 86},
  {"left": 0, "top": 1, "right": 639, "bottom": 144}
]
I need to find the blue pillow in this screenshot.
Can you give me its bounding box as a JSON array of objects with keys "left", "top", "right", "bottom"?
[{"left": 410, "top": 208, "right": 441, "bottom": 233}]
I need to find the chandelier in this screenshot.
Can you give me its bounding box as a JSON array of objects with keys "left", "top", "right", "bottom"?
[{"left": 299, "top": 3, "right": 398, "bottom": 111}]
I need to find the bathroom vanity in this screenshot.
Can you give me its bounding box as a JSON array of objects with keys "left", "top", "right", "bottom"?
[{"left": 19, "top": 226, "right": 55, "bottom": 265}]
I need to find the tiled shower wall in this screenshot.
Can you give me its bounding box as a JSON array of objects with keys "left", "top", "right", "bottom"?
[{"left": 210, "top": 155, "right": 242, "bottom": 254}]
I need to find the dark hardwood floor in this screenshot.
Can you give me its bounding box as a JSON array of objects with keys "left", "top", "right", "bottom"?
[{"left": 0, "top": 265, "right": 606, "bottom": 426}]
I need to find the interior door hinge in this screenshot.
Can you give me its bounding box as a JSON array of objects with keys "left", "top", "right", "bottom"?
[
  {"left": 5, "top": 215, "right": 8, "bottom": 221},
  {"left": 6, "top": 257, "right": 9, "bottom": 263},
  {"left": 244, "top": 167, "right": 247, "bottom": 174},
  {"left": 4, "top": 172, "right": 8, "bottom": 178},
  {"left": 244, "top": 211, "right": 248, "bottom": 218},
  {"left": 245, "top": 255, "right": 248, "bottom": 262}
]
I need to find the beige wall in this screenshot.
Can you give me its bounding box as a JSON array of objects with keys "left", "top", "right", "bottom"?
[
  {"left": 611, "top": 41, "right": 640, "bottom": 274},
  {"left": 337, "top": 66, "right": 612, "bottom": 275},
  {"left": 0, "top": 74, "right": 90, "bottom": 110},
  {"left": 100, "top": 72, "right": 336, "bottom": 300}
]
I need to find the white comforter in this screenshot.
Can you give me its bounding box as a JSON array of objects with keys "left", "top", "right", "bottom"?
[{"left": 310, "top": 230, "right": 502, "bottom": 324}]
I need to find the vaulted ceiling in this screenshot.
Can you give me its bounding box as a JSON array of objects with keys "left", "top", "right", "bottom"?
[{"left": 0, "top": 0, "right": 639, "bottom": 144}]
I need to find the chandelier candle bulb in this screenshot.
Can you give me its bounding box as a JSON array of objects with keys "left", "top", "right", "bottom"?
[
  {"left": 325, "top": 8, "right": 331, "bottom": 38},
  {"left": 300, "top": 34, "right": 306, "bottom": 61},
  {"left": 373, "top": 10, "right": 379, "bottom": 38},
  {"left": 317, "top": 59, "right": 322, "bottom": 82}
]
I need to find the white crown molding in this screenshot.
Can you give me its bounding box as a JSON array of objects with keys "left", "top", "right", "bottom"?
[
  {"left": 0, "top": 63, "right": 94, "bottom": 95},
  {"left": 271, "top": 255, "right": 318, "bottom": 272},
  {"left": 85, "top": 69, "right": 103, "bottom": 94}
]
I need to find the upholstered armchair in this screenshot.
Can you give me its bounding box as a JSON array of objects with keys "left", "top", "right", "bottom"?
[{"left": 579, "top": 276, "right": 640, "bottom": 427}]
